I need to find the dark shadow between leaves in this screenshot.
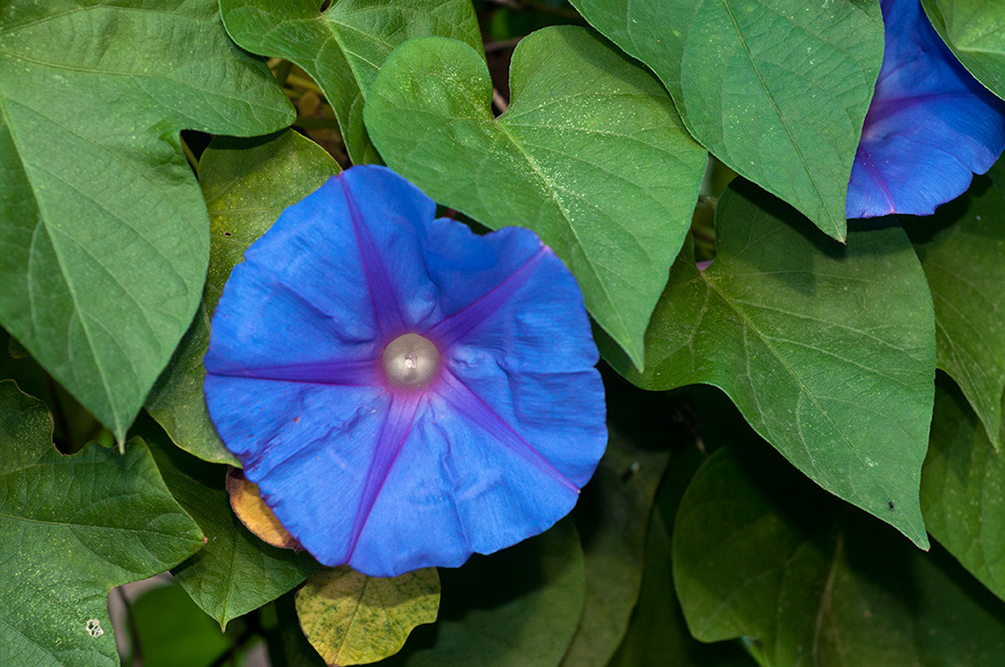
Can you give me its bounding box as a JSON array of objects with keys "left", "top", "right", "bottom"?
[{"left": 382, "top": 531, "right": 560, "bottom": 664}]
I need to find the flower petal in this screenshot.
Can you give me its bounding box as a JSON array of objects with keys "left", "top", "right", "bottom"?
[
  {"left": 205, "top": 165, "right": 444, "bottom": 384},
  {"left": 205, "top": 165, "right": 607, "bottom": 576},
  {"left": 846, "top": 0, "right": 1005, "bottom": 218},
  {"left": 349, "top": 224, "right": 607, "bottom": 577},
  {"left": 204, "top": 377, "right": 389, "bottom": 549},
  {"left": 346, "top": 386, "right": 586, "bottom": 577}
]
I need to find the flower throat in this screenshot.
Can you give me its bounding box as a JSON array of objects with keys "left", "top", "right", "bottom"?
[{"left": 382, "top": 333, "right": 441, "bottom": 389}]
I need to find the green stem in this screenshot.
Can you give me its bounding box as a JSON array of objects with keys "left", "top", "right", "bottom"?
[
  {"left": 272, "top": 59, "right": 294, "bottom": 86},
  {"left": 285, "top": 74, "right": 324, "bottom": 96},
  {"left": 180, "top": 136, "right": 199, "bottom": 172}
]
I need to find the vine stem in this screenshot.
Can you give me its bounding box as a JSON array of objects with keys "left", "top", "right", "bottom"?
[{"left": 180, "top": 136, "right": 199, "bottom": 172}]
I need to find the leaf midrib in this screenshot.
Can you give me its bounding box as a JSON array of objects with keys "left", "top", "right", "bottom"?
[
  {"left": 0, "top": 93, "right": 120, "bottom": 432},
  {"left": 493, "top": 120, "right": 639, "bottom": 364},
  {"left": 717, "top": 0, "right": 836, "bottom": 234},
  {"left": 701, "top": 271, "right": 914, "bottom": 526}
]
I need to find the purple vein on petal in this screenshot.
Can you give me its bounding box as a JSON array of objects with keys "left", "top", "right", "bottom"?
[
  {"left": 205, "top": 358, "right": 382, "bottom": 386},
  {"left": 852, "top": 144, "right": 895, "bottom": 214},
  {"left": 338, "top": 174, "right": 406, "bottom": 339},
  {"left": 436, "top": 369, "right": 578, "bottom": 493},
  {"left": 343, "top": 392, "right": 421, "bottom": 563},
  {"left": 426, "top": 247, "right": 548, "bottom": 347}
]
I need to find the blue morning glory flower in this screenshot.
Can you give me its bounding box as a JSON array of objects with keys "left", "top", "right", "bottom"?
[
  {"left": 846, "top": 0, "right": 1005, "bottom": 218},
  {"left": 203, "top": 165, "right": 607, "bottom": 577}
]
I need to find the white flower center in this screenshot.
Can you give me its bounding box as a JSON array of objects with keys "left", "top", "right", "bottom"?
[{"left": 382, "top": 333, "right": 441, "bottom": 389}]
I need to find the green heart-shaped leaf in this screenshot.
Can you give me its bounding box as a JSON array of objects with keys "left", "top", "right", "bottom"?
[
  {"left": 219, "top": 0, "right": 481, "bottom": 164},
  {"left": 366, "top": 26, "right": 707, "bottom": 369},
  {"left": 570, "top": 0, "right": 885, "bottom": 240},
  {"left": 923, "top": 0, "right": 1005, "bottom": 100},
  {"left": 0, "top": 0, "right": 294, "bottom": 440},
  {"left": 0, "top": 381, "right": 204, "bottom": 666},
  {"left": 605, "top": 180, "right": 935, "bottom": 548}
]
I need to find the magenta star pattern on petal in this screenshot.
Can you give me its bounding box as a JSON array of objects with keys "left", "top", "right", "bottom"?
[{"left": 203, "top": 165, "right": 607, "bottom": 577}]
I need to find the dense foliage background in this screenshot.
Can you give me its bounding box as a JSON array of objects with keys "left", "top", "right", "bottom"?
[{"left": 4, "top": 0, "right": 1005, "bottom": 665}]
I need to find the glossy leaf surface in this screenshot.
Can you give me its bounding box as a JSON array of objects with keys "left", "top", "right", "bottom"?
[
  {"left": 366, "top": 26, "right": 707, "bottom": 369},
  {"left": 0, "top": 382, "right": 203, "bottom": 666},
  {"left": 0, "top": 0, "right": 293, "bottom": 439},
  {"left": 923, "top": 0, "right": 1005, "bottom": 100},
  {"left": 907, "top": 170, "right": 1005, "bottom": 450},
  {"left": 604, "top": 180, "right": 935, "bottom": 547},
  {"left": 922, "top": 380, "right": 1005, "bottom": 603},
  {"left": 571, "top": 0, "right": 884, "bottom": 240}
]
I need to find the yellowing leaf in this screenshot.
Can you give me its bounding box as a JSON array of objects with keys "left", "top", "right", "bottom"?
[{"left": 296, "top": 567, "right": 440, "bottom": 666}]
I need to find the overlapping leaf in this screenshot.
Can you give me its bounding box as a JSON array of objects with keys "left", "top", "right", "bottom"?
[
  {"left": 146, "top": 427, "right": 320, "bottom": 628},
  {"left": 610, "top": 426, "right": 754, "bottom": 667},
  {"left": 146, "top": 131, "right": 339, "bottom": 464},
  {"left": 386, "top": 520, "right": 586, "bottom": 667},
  {"left": 218, "top": 0, "right": 481, "bottom": 164},
  {"left": 923, "top": 0, "right": 1005, "bottom": 100},
  {"left": 366, "top": 26, "right": 707, "bottom": 369},
  {"left": 907, "top": 171, "right": 1005, "bottom": 450},
  {"left": 922, "top": 380, "right": 1005, "bottom": 603},
  {"left": 675, "top": 446, "right": 1005, "bottom": 665},
  {"left": 129, "top": 583, "right": 233, "bottom": 667},
  {"left": 603, "top": 180, "right": 935, "bottom": 547},
  {"left": 561, "top": 431, "right": 670, "bottom": 667},
  {"left": 296, "top": 567, "right": 439, "bottom": 666},
  {"left": 570, "top": 0, "right": 884, "bottom": 240},
  {"left": 0, "top": 382, "right": 203, "bottom": 667},
  {"left": 0, "top": 0, "right": 293, "bottom": 440},
  {"left": 612, "top": 504, "right": 754, "bottom": 667}
]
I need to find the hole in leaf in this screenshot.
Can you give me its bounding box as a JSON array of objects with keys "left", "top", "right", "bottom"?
[{"left": 320, "top": 0, "right": 331, "bottom": 11}]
